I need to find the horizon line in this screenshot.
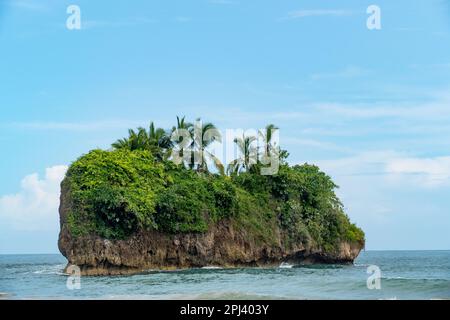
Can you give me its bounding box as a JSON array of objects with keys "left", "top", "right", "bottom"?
[{"left": 1, "top": 249, "right": 449, "bottom": 255}]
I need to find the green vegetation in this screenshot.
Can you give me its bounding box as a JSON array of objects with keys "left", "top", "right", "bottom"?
[{"left": 64, "top": 117, "right": 364, "bottom": 252}]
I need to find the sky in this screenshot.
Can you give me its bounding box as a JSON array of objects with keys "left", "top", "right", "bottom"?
[{"left": 1, "top": 0, "right": 450, "bottom": 253}]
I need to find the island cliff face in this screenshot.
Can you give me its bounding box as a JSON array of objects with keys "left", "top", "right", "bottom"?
[
  {"left": 58, "top": 149, "right": 364, "bottom": 275},
  {"left": 59, "top": 192, "right": 362, "bottom": 275},
  {"left": 59, "top": 226, "right": 362, "bottom": 276}
]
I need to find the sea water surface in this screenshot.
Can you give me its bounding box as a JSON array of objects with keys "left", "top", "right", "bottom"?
[{"left": 0, "top": 251, "right": 449, "bottom": 300}]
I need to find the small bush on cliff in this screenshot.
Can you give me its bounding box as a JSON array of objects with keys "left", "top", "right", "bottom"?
[
  {"left": 210, "top": 178, "right": 238, "bottom": 218},
  {"left": 90, "top": 185, "right": 140, "bottom": 238},
  {"left": 155, "top": 179, "right": 211, "bottom": 233}
]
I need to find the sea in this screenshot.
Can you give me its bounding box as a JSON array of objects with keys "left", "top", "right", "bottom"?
[{"left": 0, "top": 250, "right": 449, "bottom": 300}]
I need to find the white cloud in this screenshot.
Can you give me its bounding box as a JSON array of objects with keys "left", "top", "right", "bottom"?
[
  {"left": 314, "top": 151, "right": 450, "bottom": 188},
  {"left": 197, "top": 89, "right": 450, "bottom": 136},
  {"left": 287, "top": 9, "right": 352, "bottom": 19},
  {"left": 386, "top": 156, "right": 450, "bottom": 187},
  {"left": 314, "top": 150, "right": 396, "bottom": 176},
  {"left": 313, "top": 100, "right": 450, "bottom": 120},
  {"left": 283, "top": 137, "right": 350, "bottom": 153},
  {"left": 0, "top": 165, "right": 67, "bottom": 231}
]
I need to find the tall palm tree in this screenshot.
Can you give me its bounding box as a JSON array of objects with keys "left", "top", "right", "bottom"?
[
  {"left": 170, "top": 116, "right": 193, "bottom": 167},
  {"left": 227, "top": 134, "right": 257, "bottom": 175},
  {"left": 192, "top": 119, "right": 224, "bottom": 175},
  {"left": 257, "top": 123, "right": 281, "bottom": 168},
  {"left": 259, "top": 124, "right": 278, "bottom": 156},
  {"left": 169, "top": 117, "right": 224, "bottom": 174}
]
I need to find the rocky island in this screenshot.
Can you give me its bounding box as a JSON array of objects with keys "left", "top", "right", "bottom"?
[{"left": 58, "top": 118, "right": 365, "bottom": 275}]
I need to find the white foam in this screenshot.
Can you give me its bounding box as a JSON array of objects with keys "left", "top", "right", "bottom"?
[{"left": 279, "top": 262, "right": 294, "bottom": 269}]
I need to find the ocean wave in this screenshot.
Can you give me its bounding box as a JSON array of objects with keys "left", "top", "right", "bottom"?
[
  {"left": 354, "top": 263, "right": 370, "bottom": 267},
  {"left": 32, "top": 264, "right": 66, "bottom": 275},
  {"left": 101, "top": 291, "right": 294, "bottom": 300},
  {"left": 383, "top": 276, "right": 450, "bottom": 281},
  {"left": 0, "top": 292, "right": 12, "bottom": 300},
  {"left": 294, "top": 264, "right": 344, "bottom": 270}
]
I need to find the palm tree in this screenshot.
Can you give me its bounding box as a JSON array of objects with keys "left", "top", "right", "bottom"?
[
  {"left": 169, "top": 117, "right": 224, "bottom": 174},
  {"left": 192, "top": 119, "right": 224, "bottom": 175},
  {"left": 111, "top": 122, "right": 171, "bottom": 160},
  {"left": 257, "top": 123, "right": 282, "bottom": 168},
  {"left": 112, "top": 128, "right": 148, "bottom": 151},
  {"left": 146, "top": 122, "right": 172, "bottom": 160},
  {"left": 110, "top": 117, "right": 227, "bottom": 174},
  {"left": 259, "top": 124, "right": 278, "bottom": 156},
  {"left": 172, "top": 116, "right": 193, "bottom": 133},
  {"left": 111, "top": 136, "right": 130, "bottom": 150},
  {"left": 170, "top": 116, "right": 193, "bottom": 167},
  {"left": 227, "top": 134, "right": 257, "bottom": 175}
]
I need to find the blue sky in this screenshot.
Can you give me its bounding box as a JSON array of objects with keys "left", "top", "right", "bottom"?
[{"left": 1, "top": 0, "right": 450, "bottom": 253}]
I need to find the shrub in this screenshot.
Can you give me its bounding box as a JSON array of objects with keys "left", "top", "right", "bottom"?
[
  {"left": 65, "top": 149, "right": 164, "bottom": 238},
  {"left": 155, "top": 183, "right": 209, "bottom": 233},
  {"left": 90, "top": 185, "right": 139, "bottom": 238},
  {"left": 345, "top": 222, "right": 365, "bottom": 245},
  {"left": 210, "top": 177, "right": 238, "bottom": 218}
]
